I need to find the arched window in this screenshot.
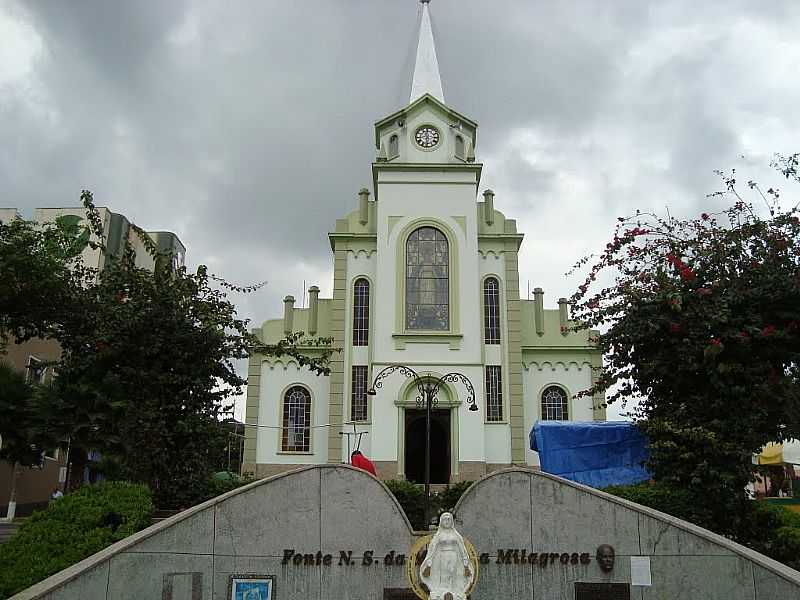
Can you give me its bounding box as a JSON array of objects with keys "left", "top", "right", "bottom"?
[
  {"left": 352, "top": 278, "right": 370, "bottom": 346},
  {"left": 455, "top": 135, "right": 465, "bottom": 160},
  {"left": 406, "top": 227, "right": 449, "bottom": 331},
  {"left": 282, "top": 386, "right": 312, "bottom": 452},
  {"left": 483, "top": 277, "right": 500, "bottom": 344},
  {"left": 541, "top": 386, "right": 569, "bottom": 421},
  {"left": 389, "top": 134, "right": 399, "bottom": 159}
]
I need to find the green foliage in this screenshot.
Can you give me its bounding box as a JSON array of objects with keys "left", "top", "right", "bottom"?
[
  {"left": 0, "top": 482, "right": 153, "bottom": 598},
  {"left": 571, "top": 158, "right": 800, "bottom": 538},
  {"left": 603, "top": 482, "right": 705, "bottom": 527},
  {"left": 148, "top": 470, "right": 253, "bottom": 510},
  {"left": 0, "top": 211, "right": 91, "bottom": 351},
  {"left": 384, "top": 480, "right": 474, "bottom": 530},
  {"left": 747, "top": 503, "right": 800, "bottom": 571},
  {"left": 385, "top": 480, "right": 426, "bottom": 529},
  {"left": 0, "top": 190, "right": 335, "bottom": 509},
  {"left": 437, "top": 480, "right": 473, "bottom": 513},
  {"left": 0, "top": 363, "right": 62, "bottom": 469},
  {"left": 605, "top": 483, "right": 800, "bottom": 570}
]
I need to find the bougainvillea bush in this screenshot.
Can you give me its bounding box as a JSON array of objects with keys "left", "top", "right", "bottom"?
[{"left": 570, "top": 155, "right": 800, "bottom": 538}]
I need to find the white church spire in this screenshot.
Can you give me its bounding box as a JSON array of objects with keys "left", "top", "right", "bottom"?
[{"left": 410, "top": 0, "right": 445, "bottom": 105}]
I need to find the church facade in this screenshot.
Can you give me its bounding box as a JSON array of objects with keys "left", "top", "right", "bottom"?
[{"left": 242, "top": 2, "right": 604, "bottom": 483}]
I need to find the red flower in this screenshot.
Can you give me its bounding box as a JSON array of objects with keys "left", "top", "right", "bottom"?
[
  {"left": 669, "top": 323, "right": 681, "bottom": 333},
  {"left": 710, "top": 338, "right": 721, "bottom": 346},
  {"left": 666, "top": 253, "right": 695, "bottom": 280},
  {"left": 762, "top": 325, "right": 777, "bottom": 336}
]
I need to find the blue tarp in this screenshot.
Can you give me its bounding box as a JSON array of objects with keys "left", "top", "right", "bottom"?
[{"left": 530, "top": 420, "right": 650, "bottom": 488}]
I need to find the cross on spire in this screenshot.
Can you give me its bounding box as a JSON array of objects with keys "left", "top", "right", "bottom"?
[{"left": 410, "top": 0, "right": 444, "bottom": 104}]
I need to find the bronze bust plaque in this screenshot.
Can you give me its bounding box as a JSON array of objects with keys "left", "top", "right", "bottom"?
[{"left": 574, "top": 582, "right": 631, "bottom": 600}]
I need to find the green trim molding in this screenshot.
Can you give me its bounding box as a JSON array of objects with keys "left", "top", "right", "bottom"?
[{"left": 503, "top": 238, "right": 526, "bottom": 465}]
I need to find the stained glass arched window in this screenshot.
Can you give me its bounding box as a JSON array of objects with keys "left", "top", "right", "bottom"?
[
  {"left": 541, "top": 385, "right": 569, "bottom": 421},
  {"left": 282, "top": 386, "right": 312, "bottom": 452},
  {"left": 352, "top": 278, "right": 370, "bottom": 346},
  {"left": 406, "top": 226, "right": 449, "bottom": 331},
  {"left": 484, "top": 277, "right": 500, "bottom": 344}
]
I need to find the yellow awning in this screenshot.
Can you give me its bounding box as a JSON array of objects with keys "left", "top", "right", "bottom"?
[{"left": 757, "top": 442, "right": 784, "bottom": 465}]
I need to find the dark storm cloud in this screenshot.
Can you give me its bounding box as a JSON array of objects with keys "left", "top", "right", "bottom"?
[{"left": 2, "top": 1, "right": 799, "bottom": 417}]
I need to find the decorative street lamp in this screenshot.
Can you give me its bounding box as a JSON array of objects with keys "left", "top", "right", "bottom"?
[{"left": 367, "top": 365, "right": 478, "bottom": 528}]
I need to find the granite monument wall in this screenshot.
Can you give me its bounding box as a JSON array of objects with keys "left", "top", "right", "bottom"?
[{"left": 11, "top": 465, "right": 800, "bottom": 599}]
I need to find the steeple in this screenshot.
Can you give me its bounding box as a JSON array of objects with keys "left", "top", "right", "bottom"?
[{"left": 410, "top": 0, "right": 445, "bottom": 105}]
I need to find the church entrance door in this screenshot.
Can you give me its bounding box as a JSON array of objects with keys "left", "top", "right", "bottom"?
[{"left": 404, "top": 409, "right": 450, "bottom": 484}]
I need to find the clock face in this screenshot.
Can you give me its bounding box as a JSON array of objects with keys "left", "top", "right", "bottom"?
[{"left": 415, "top": 126, "right": 440, "bottom": 149}]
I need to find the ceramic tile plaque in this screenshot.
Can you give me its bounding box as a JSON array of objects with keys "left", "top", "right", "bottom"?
[
  {"left": 574, "top": 582, "right": 631, "bottom": 600},
  {"left": 229, "top": 574, "right": 274, "bottom": 600}
]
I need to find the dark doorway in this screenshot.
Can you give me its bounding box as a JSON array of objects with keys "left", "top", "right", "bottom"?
[{"left": 405, "top": 409, "right": 450, "bottom": 484}]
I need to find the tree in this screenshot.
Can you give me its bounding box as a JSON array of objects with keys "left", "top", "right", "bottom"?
[
  {"left": 0, "top": 363, "right": 62, "bottom": 520},
  {"left": 0, "top": 213, "right": 91, "bottom": 351},
  {"left": 0, "top": 191, "right": 334, "bottom": 508},
  {"left": 570, "top": 155, "right": 800, "bottom": 537},
  {"left": 50, "top": 192, "right": 333, "bottom": 506}
]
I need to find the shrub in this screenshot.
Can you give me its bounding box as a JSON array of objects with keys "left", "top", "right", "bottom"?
[
  {"left": 603, "top": 482, "right": 705, "bottom": 524},
  {"left": 0, "top": 481, "right": 153, "bottom": 598},
  {"left": 747, "top": 503, "right": 800, "bottom": 571},
  {"left": 437, "top": 480, "right": 473, "bottom": 513},
  {"left": 384, "top": 480, "right": 474, "bottom": 531},
  {"left": 385, "top": 480, "right": 425, "bottom": 530}
]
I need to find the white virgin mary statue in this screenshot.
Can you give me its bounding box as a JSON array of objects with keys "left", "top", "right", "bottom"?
[{"left": 420, "top": 512, "right": 474, "bottom": 600}]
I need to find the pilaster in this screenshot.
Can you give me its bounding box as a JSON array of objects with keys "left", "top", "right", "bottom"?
[
  {"left": 326, "top": 244, "right": 349, "bottom": 462},
  {"left": 504, "top": 240, "right": 525, "bottom": 464},
  {"left": 242, "top": 352, "right": 262, "bottom": 473}
]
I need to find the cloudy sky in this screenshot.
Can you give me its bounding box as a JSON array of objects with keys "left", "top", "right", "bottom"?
[{"left": 2, "top": 1, "right": 798, "bottom": 419}]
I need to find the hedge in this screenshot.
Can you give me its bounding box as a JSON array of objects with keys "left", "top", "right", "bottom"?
[
  {"left": 384, "top": 480, "right": 473, "bottom": 530},
  {"left": 0, "top": 481, "right": 153, "bottom": 599}
]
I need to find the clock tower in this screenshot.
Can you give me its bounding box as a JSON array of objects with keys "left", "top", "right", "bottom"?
[{"left": 242, "top": 0, "right": 605, "bottom": 484}]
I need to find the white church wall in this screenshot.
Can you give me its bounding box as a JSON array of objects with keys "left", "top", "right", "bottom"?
[
  {"left": 454, "top": 364, "right": 488, "bottom": 463},
  {"left": 522, "top": 361, "right": 595, "bottom": 466},
  {"left": 341, "top": 251, "right": 377, "bottom": 463},
  {"left": 484, "top": 425, "right": 511, "bottom": 465},
  {"left": 368, "top": 376, "right": 402, "bottom": 465},
  {"left": 256, "top": 361, "right": 330, "bottom": 465},
  {"left": 478, "top": 255, "right": 512, "bottom": 466}
]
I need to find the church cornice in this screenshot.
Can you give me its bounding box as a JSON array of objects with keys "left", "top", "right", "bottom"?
[
  {"left": 372, "top": 161, "right": 483, "bottom": 172},
  {"left": 477, "top": 233, "right": 524, "bottom": 253},
  {"left": 372, "top": 162, "right": 483, "bottom": 201},
  {"left": 327, "top": 232, "right": 377, "bottom": 252},
  {"left": 521, "top": 344, "right": 601, "bottom": 353}
]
